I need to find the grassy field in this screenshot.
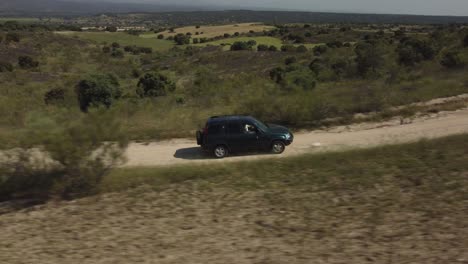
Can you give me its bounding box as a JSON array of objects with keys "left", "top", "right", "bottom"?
[
  {"left": 143, "top": 22, "right": 275, "bottom": 39},
  {"left": 56, "top": 31, "right": 174, "bottom": 51}
]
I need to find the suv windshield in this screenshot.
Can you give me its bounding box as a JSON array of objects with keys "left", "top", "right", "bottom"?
[{"left": 250, "top": 118, "right": 269, "bottom": 132}]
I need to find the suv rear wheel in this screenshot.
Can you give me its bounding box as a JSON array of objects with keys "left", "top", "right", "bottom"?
[
  {"left": 213, "top": 145, "right": 228, "bottom": 159},
  {"left": 271, "top": 141, "right": 285, "bottom": 154}
]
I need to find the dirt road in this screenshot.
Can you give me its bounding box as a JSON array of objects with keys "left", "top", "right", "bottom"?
[{"left": 124, "top": 107, "right": 468, "bottom": 167}]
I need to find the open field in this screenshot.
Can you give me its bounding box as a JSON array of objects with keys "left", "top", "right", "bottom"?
[
  {"left": 55, "top": 31, "right": 174, "bottom": 51},
  {"left": 147, "top": 22, "right": 275, "bottom": 39},
  {"left": 1, "top": 134, "right": 467, "bottom": 263}
]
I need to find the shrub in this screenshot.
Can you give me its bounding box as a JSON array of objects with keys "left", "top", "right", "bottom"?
[
  {"left": 397, "top": 38, "right": 435, "bottom": 66},
  {"left": 123, "top": 45, "right": 134, "bottom": 52},
  {"left": 0, "top": 110, "right": 128, "bottom": 200},
  {"left": 111, "top": 42, "right": 120, "bottom": 49},
  {"left": 102, "top": 46, "right": 111, "bottom": 53},
  {"left": 5, "top": 32, "right": 20, "bottom": 43},
  {"left": 193, "top": 38, "right": 199, "bottom": 44},
  {"left": 18, "top": 56, "right": 39, "bottom": 69},
  {"left": 313, "top": 45, "right": 327, "bottom": 56},
  {"left": 281, "top": 45, "right": 297, "bottom": 52},
  {"left": 230, "top": 41, "right": 255, "bottom": 51},
  {"left": 464, "top": 34, "right": 468, "bottom": 47},
  {"left": 224, "top": 33, "right": 231, "bottom": 38},
  {"left": 355, "top": 42, "right": 384, "bottom": 77},
  {"left": 44, "top": 88, "right": 65, "bottom": 105},
  {"left": 247, "top": 40, "right": 257, "bottom": 47},
  {"left": 157, "top": 34, "right": 164, "bottom": 39},
  {"left": 326, "top": 41, "right": 343, "bottom": 48},
  {"left": 309, "top": 58, "right": 325, "bottom": 75},
  {"left": 257, "top": 44, "right": 269, "bottom": 51},
  {"left": 106, "top": 26, "right": 118, "bottom": 32},
  {"left": 285, "top": 56, "right": 297, "bottom": 65},
  {"left": 138, "top": 47, "right": 153, "bottom": 54},
  {"left": 111, "top": 49, "right": 124, "bottom": 58},
  {"left": 440, "top": 51, "right": 464, "bottom": 69},
  {"left": 268, "top": 45, "right": 278, "bottom": 52},
  {"left": 269, "top": 67, "right": 286, "bottom": 84},
  {"left": 76, "top": 74, "right": 121, "bottom": 112},
  {"left": 0, "top": 61, "right": 13, "bottom": 72},
  {"left": 137, "top": 72, "right": 175, "bottom": 97},
  {"left": 296, "top": 45, "right": 308, "bottom": 53}
]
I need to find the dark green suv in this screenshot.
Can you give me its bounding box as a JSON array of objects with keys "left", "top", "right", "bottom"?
[{"left": 196, "top": 115, "right": 294, "bottom": 158}]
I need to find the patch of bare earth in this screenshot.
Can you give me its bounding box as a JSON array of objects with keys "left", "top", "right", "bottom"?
[{"left": 1, "top": 173, "right": 467, "bottom": 264}]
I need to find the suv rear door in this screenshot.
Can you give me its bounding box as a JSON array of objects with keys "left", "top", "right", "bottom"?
[{"left": 205, "top": 121, "right": 226, "bottom": 148}]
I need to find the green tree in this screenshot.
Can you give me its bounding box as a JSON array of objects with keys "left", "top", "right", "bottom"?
[
  {"left": 76, "top": 74, "right": 121, "bottom": 112},
  {"left": 174, "top": 33, "right": 190, "bottom": 45},
  {"left": 355, "top": 42, "right": 384, "bottom": 77},
  {"left": 137, "top": 72, "right": 175, "bottom": 97},
  {"left": 106, "top": 26, "right": 118, "bottom": 32},
  {"left": 309, "top": 58, "right": 325, "bottom": 76}
]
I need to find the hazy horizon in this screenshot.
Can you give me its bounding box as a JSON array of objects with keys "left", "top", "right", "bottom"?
[{"left": 68, "top": 0, "right": 468, "bottom": 16}]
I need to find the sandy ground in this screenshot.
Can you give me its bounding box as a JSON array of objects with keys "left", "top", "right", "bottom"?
[{"left": 125, "top": 107, "right": 468, "bottom": 167}]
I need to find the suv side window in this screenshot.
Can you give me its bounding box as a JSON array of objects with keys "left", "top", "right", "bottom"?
[
  {"left": 208, "top": 123, "right": 225, "bottom": 135},
  {"left": 241, "top": 121, "right": 256, "bottom": 134},
  {"left": 227, "top": 121, "right": 242, "bottom": 135}
]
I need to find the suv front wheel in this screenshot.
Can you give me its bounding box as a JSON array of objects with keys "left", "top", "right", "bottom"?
[
  {"left": 271, "top": 141, "right": 286, "bottom": 154},
  {"left": 213, "top": 145, "right": 228, "bottom": 159}
]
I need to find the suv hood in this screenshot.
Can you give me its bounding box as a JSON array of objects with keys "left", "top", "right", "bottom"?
[{"left": 267, "top": 124, "right": 290, "bottom": 134}]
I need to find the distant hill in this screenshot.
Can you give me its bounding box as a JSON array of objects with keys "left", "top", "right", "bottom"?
[
  {"left": 1, "top": 0, "right": 468, "bottom": 24},
  {"left": 0, "top": 0, "right": 207, "bottom": 15}
]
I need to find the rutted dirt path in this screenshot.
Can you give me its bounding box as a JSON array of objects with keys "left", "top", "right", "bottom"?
[{"left": 125, "top": 107, "right": 468, "bottom": 167}]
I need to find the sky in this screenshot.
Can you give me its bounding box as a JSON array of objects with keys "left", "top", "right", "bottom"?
[{"left": 94, "top": 0, "right": 468, "bottom": 16}]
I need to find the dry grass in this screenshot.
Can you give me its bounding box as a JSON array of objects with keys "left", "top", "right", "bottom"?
[{"left": 1, "top": 134, "right": 468, "bottom": 263}]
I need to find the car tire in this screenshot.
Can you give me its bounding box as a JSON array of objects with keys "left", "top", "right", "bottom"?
[
  {"left": 271, "top": 141, "right": 286, "bottom": 154},
  {"left": 213, "top": 145, "right": 228, "bottom": 159}
]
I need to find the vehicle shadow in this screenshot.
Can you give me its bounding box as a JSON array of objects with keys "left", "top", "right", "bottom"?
[
  {"left": 173, "top": 147, "right": 208, "bottom": 160},
  {"left": 174, "top": 147, "right": 276, "bottom": 160}
]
